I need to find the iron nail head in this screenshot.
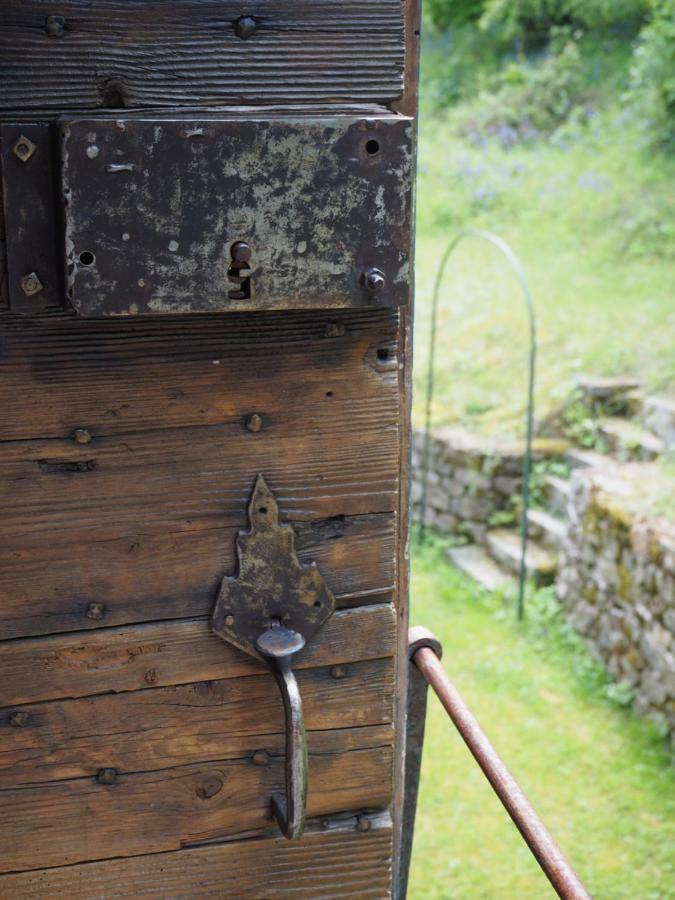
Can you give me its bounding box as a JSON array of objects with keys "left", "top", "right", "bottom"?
[
  {"left": 234, "top": 15, "right": 257, "bottom": 39},
  {"left": 13, "top": 135, "right": 37, "bottom": 163},
  {"left": 20, "top": 272, "right": 43, "bottom": 296}
]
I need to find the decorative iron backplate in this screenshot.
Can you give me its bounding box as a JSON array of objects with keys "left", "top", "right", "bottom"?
[
  {"left": 212, "top": 474, "right": 336, "bottom": 660},
  {"left": 60, "top": 112, "right": 413, "bottom": 315}
]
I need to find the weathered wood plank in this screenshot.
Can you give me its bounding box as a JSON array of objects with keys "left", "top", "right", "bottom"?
[
  {"left": 0, "top": 512, "right": 395, "bottom": 639},
  {"left": 0, "top": 310, "right": 399, "bottom": 441},
  {"left": 0, "top": 1, "right": 404, "bottom": 111},
  {"left": 0, "top": 657, "right": 394, "bottom": 787},
  {"left": 0, "top": 740, "right": 393, "bottom": 873},
  {"left": 0, "top": 603, "right": 396, "bottom": 706},
  {"left": 0, "top": 819, "right": 393, "bottom": 898}
]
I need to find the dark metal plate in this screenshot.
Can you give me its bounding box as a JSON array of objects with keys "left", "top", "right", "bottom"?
[
  {"left": 1, "top": 123, "right": 61, "bottom": 314},
  {"left": 60, "top": 113, "right": 413, "bottom": 315},
  {"left": 212, "top": 474, "right": 336, "bottom": 661}
]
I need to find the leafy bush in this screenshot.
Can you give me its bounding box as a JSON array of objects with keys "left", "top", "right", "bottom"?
[
  {"left": 456, "top": 35, "right": 589, "bottom": 144},
  {"left": 627, "top": 0, "right": 675, "bottom": 147},
  {"left": 425, "top": 0, "right": 486, "bottom": 30},
  {"left": 480, "top": 0, "right": 649, "bottom": 44}
]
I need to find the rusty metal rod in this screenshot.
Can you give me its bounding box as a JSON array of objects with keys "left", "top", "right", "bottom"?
[{"left": 412, "top": 645, "right": 591, "bottom": 900}]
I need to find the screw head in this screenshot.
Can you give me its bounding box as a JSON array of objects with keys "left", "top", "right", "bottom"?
[
  {"left": 86, "top": 601, "right": 105, "bottom": 621},
  {"left": 362, "top": 267, "right": 385, "bottom": 294},
  {"left": 245, "top": 413, "right": 263, "bottom": 433},
  {"left": 74, "top": 428, "right": 92, "bottom": 445},
  {"left": 251, "top": 749, "right": 270, "bottom": 767},
  {"left": 356, "top": 815, "right": 371, "bottom": 832},
  {"left": 325, "top": 323, "right": 346, "bottom": 338},
  {"left": 234, "top": 15, "right": 257, "bottom": 39},
  {"left": 45, "top": 15, "right": 65, "bottom": 37},
  {"left": 224, "top": 614, "right": 235, "bottom": 627},
  {"left": 13, "top": 135, "right": 36, "bottom": 163},
  {"left": 19, "top": 272, "right": 43, "bottom": 296},
  {"left": 96, "top": 768, "right": 118, "bottom": 785},
  {"left": 9, "top": 711, "right": 29, "bottom": 728},
  {"left": 230, "top": 241, "right": 252, "bottom": 264}
]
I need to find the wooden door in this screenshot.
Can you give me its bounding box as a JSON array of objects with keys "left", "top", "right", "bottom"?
[{"left": 0, "top": 3, "right": 419, "bottom": 896}]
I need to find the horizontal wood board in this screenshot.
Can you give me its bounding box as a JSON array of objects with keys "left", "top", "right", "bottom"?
[
  {"left": 0, "top": 309, "right": 400, "bottom": 639},
  {"left": 0, "top": 819, "right": 393, "bottom": 897},
  {"left": 0, "top": 1, "right": 405, "bottom": 111}
]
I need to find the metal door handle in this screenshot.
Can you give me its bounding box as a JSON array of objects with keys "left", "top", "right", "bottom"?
[
  {"left": 256, "top": 627, "right": 308, "bottom": 840},
  {"left": 211, "top": 474, "right": 336, "bottom": 842}
]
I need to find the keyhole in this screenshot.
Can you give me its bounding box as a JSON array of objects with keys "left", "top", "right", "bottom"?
[{"left": 228, "top": 241, "right": 252, "bottom": 300}]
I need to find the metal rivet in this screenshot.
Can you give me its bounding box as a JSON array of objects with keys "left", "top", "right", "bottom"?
[
  {"left": 234, "top": 15, "right": 257, "bottom": 39},
  {"left": 361, "top": 268, "right": 386, "bottom": 294},
  {"left": 96, "top": 767, "right": 118, "bottom": 785},
  {"left": 9, "top": 711, "right": 29, "bottom": 728},
  {"left": 224, "top": 614, "right": 235, "bottom": 627},
  {"left": 245, "top": 413, "right": 263, "bottom": 433},
  {"left": 251, "top": 749, "right": 270, "bottom": 767},
  {"left": 45, "top": 15, "right": 65, "bottom": 37},
  {"left": 196, "top": 774, "right": 224, "bottom": 799},
  {"left": 74, "top": 428, "right": 92, "bottom": 445},
  {"left": 325, "top": 323, "right": 345, "bottom": 338},
  {"left": 356, "top": 815, "right": 371, "bottom": 832},
  {"left": 231, "top": 241, "right": 252, "bottom": 264},
  {"left": 330, "top": 665, "right": 347, "bottom": 679},
  {"left": 19, "top": 272, "right": 43, "bottom": 296},
  {"left": 86, "top": 601, "right": 105, "bottom": 621},
  {"left": 13, "top": 135, "right": 36, "bottom": 163}
]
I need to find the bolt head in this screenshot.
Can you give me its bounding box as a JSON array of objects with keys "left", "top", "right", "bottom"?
[
  {"left": 231, "top": 241, "right": 252, "bottom": 264},
  {"left": 234, "top": 15, "right": 257, "bottom": 39},
  {"left": 45, "top": 15, "right": 65, "bottom": 37},
  {"left": 362, "top": 267, "right": 385, "bottom": 294},
  {"left": 20, "top": 272, "right": 43, "bottom": 296},
  {"left": 13, "top": 135, "right": 37, "bottom": 163},
  {"left": 245, "top": 413, "right": 263, "bottom": 433}
]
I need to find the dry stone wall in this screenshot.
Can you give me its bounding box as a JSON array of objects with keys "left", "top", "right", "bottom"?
[{"left": 557, "top": 468, "right": 675, "bottom": 740}]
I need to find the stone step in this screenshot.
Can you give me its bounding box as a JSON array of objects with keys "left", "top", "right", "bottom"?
[
  {"left": 596, "top": 417, "right": 664, "bottom": 461},
  {"left": 446, "top": 544, "right": 515, "bottom": 593},
  {"left": 527, "top": 507, "right": 567, "bottom": 548},
  {"left": 565, "top": 448, "right": 612, "bottom": 470},
  {"left": 641, "top": 395, "right": 675, "bottom": 450},
  {"left": 576, "top": 374, "right": 641, "bottom": 403},
  {"left": 486, "top": 528, "right": 557, "bottom": 586},
  {"left": 543, "top": 474, "right": 571, "bottom": 515}
]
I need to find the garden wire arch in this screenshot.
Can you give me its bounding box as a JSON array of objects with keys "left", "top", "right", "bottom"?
[{"left": 417, "top": 229, "right": 537, "bottom": 619}]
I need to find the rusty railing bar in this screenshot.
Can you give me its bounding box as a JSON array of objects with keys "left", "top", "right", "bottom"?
[{"left": 410, "top": 634, "right": 590, "bottom": 900}]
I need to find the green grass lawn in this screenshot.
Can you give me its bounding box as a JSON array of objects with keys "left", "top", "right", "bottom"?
[
  {"left": 414, "top": 39, "right": 675, "bottom": 438},
  {"left": 407, "top": 541, "right": 675, "bottom": 899}
]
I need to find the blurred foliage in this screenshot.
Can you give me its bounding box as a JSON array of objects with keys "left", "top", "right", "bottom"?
[
  {"left": 422, "top": 0, "right": 673, "bottom": 148},
  {"left": 628, "top": 0, "right": 675, "bottom": 147}
]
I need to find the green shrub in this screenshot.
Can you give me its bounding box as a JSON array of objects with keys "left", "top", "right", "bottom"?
[
  {"left": 456, "top": 35, "right": 589, "bottom": 143},
  {"left": 480, "top": 0, "right": 649, "bottom": 44},
  {"left": 627, "top": 0, "right": 675, "bottom": 147},
  {"left": 425, "top": 0, "right": 484, "bottom": 30}
]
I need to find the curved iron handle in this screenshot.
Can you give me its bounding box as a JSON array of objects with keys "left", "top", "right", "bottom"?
[{"left": 256, "top": 627, "right": 308, "bottom": 840}]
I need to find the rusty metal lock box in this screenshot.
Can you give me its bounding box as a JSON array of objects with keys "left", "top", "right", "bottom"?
[{"left": 0, "top": 2, "right": 419, "bottom": 897}]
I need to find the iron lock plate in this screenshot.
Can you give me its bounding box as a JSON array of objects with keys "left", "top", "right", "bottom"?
[{"left": 59, "top": 112, "right": 413, "bottom": 316}]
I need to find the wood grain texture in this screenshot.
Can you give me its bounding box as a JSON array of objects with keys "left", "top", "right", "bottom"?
[
  {"left": 0, "top": 603, "right": 396, "bottom": 706},
  {"left": 0, "top": 1, "right": 404, "bottom": 111},
  {"left": 0, "top": 820, "right": 393, "bottom": 898},
  {"left": 1, "top": 657, "right": 394, "bottom": 787},
  {"left": 0, "top": 740, "right": 393, "bottom": 873},
  {"left": 0, "top": 309, "right": 400, "bottom": 639}
]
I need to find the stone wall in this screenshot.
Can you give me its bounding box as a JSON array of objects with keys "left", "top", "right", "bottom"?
[
  {"left": 556, "top": 467, "right": 675, "bottom": 740},
  {"left": 411, "top": 426, "right": 567, "bottom": 542}
]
